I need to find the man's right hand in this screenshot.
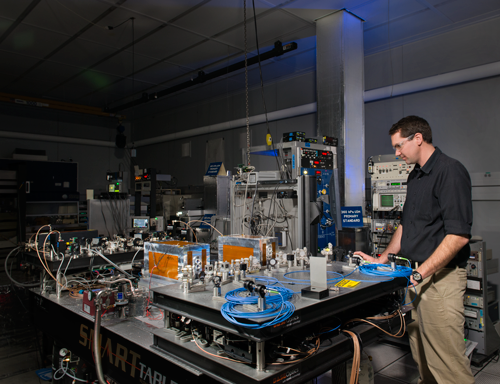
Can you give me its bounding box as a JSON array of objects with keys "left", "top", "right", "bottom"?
[{"left": 353, "top": 251, "right": 379, "bottom": 264}]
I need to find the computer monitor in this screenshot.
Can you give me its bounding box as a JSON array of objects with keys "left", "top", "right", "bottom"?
[{"left": 132, "top": 216, "right": 149, "bottom": 229}]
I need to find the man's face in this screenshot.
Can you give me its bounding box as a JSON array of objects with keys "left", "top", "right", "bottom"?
[{"left": 391, "top": 131, "right": 417, "bottom": 164}]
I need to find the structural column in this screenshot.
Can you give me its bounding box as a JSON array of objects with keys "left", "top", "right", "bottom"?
[{"left": 316, "top": 10, "right": 365, "bottom": 209}]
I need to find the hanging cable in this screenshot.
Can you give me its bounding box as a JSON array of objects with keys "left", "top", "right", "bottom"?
[
  {"left": 244, "top": 0, "right": 251, "bottom": 167},
  {"left": 107, "top": 17, "right": 134, "bottom": 30},
  {"left": 4, "top": 247, "right": 39, "bottom": 287},
  {"left": 251, "top": 0, "right": 284, "bottom": 179}
]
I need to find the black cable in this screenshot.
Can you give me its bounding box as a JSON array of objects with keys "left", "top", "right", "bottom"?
[
  {"left": 250, "top": 0, "right": 283, "bottom": 179},
  {"left": 107, "top": 17, "right": 134, "bottom": 30},
  {"left": 474, "top": 352, "right": 499, "bottom": 377},
  {"left": 265, "top": 183, "right": 280, "bottom": 236},
  {"left": 284, "top": 216, "right": 293, "bottom": 250},
  {"left": 249, "top": 183, "right": 259, "bottom": 235},
  {"left": 4, "top": 247, "right": 39, "bottom": 288}
]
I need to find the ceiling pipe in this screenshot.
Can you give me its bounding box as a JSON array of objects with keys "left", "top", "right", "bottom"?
[
  {"left": 364, "top": 60, "right": 500, "bottom": 102},
  {"left": 2, "top": 60, "right": 499, "bottom": 148},
  {"left": 133, "top": 102, "right": 317, "bottom": 147},
  {"left": 133, "top": 60, "right": 500, "bottom": 147},
  {"left": 0, "top": 130, "right": 115, "bottom": 147},
  {"left": 106, "top": 41, "right": 298, "bottom": 113},
  {"left": 0, "top": 92, "right": 124, "bottom": 119}
]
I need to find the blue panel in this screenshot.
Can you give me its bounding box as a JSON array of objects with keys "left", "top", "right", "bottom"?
[
  {"left": 302, "top": 167, "right": 336, "bottom": 250},
  {"left": 250, "top": 150, "right": 278, "bottom": 157},
  {"left": 200, "top": 214, "right": 215, "bottom": 228}
]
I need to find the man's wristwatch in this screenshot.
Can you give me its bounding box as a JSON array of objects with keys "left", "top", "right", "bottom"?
[{"left": 412, "top": 271, "right": 423, "bottom": 283}]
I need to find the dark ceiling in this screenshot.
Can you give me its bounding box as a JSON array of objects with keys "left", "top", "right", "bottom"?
[{"left": 1, "top": 0, "right": 499, "bottom": 118}]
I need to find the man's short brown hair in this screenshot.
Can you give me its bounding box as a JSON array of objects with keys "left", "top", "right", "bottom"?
[{"left": 389, "top": 115, "right": 433, "bottom": 144}]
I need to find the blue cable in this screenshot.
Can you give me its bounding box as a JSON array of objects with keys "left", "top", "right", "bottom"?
[
  {"left": 359, "top": 263, "right": 418, "bottom": 305},
  {"left": 283, "top": 270, "right": 345, "bottom": 283},
  {"left": 358, "top": 263, "right": 412, "bottom": 278},
  {"left": 403, "top": 278, "right": 418, "bottom": 305},
  {"left": 251, "top": 275, "right": 287, "bottom": 289},
  {"left": 221, "top": 286, "right": 295, "bottom": 329},
  {"left": 319, "top": 323, "right": 341, "bottom": 334}
]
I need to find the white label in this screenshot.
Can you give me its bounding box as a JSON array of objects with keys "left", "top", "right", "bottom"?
[
  {"left": 467, "top": 279, "right": 481, "bottom": 290},
  {"left": 84, "top": 304, "right": 91, "bottom": 314},
  {"left": 464, "top": 309, "right": 477, "bottom": 319}
]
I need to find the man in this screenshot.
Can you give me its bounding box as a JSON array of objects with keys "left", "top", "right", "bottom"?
[{"left": 355, "top": 115, "right": 474, "bottom": 384}]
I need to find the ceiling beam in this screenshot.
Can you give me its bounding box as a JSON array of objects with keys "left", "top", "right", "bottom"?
[
  {"left": 105, "top": 41, "right": 298, "bottom": 113},
  {"left": 46, "top": 0, "right": 213, "bottom": 95},
  {"left": 0, "top": 0, "right": 41, "bottom": 45},
  {"left": 7, "top": 0, "right": 128, "bottom": 88},
  {"left": 414, "top": 0, "right": 454, "bottom": 23},
  {"left": 80, "top": 0, "right": 300, "bottom": 103},
  {"left": 0, "top": 92, "right": 123, "bottom": 118}
]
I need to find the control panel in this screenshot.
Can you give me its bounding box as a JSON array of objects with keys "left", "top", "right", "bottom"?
[
  {"left": 467, "top": 260, "right": 483, "bottom": 278},
  {"left": 464, "top": 294, "right": 484, "bottom": 308},
  {"left": 467, "top": 259, "right": 499, "bottom": 278},
  {"left": 300, "top": 148, "right": 334, "bottom": 170},
  {"left": 372, "top": 219, "right": 400, "bottom": 234},
  {"left": 464, "top": 306, "right": 484, "bottom": 331},
  {"left": 284, "top": 142, "right": 338, "bottom": 249},
  {"left": 372, "top": 192, "right": 406, "bottom": 212},
  {"left": 372, "top": 179, "right": 408, "bottom": 193},
  {"left": 371, "top": 161, "right": 414, "bottom": 180}
]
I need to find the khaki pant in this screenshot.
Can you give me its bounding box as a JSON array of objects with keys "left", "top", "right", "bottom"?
[{"left": 408, "top": 267, "right": 475, "bottom": 384}]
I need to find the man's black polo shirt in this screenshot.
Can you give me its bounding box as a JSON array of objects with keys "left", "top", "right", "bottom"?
[{"left": 400, "top": 147, "right": 472, "bottom": 268}]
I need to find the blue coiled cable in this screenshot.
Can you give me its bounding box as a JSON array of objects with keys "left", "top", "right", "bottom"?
[
  {"left": 221, "top": 286, "right": 295, "bottom": 329},
  {"left": 359, "top": 263, "right": 417, "bottom": 304},
  {"left": 358, "top": 263, "right": 412, "bottom": 278}
]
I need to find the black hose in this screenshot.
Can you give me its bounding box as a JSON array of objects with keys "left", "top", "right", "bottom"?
[{"left": 4, "top": 247, "right": 39, "bottom": 288}]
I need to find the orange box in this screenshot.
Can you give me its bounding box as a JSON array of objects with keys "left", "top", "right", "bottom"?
[
  {"left": 144, "top": 240, "right": 209, "bottom": 283},
  {"left": 218, "top": 235, "right": 277, "bottom": 265}
]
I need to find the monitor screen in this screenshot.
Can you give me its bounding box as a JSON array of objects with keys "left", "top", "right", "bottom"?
[
  {"left": 380, "top": 195, "right": 394, "bottom": 207},
  {"left": 133, "top": 218, "right": 149, "bottom": 228}
]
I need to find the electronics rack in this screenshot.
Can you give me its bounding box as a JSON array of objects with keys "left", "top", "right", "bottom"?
[
  {"left": 369, "top": 155, "right": 414, "bottom": 255},
  {"left": 465, "top": 240, "right": 500, "bottom": 361},
  {"left": 242, "top": 141, "right": 341, "bottom": 251},
  {"left": 150, "top": 265, "right": 407, "bottom": 384},
  {"left": 230, "top": 180, "right": 299, "bottom": 253}
]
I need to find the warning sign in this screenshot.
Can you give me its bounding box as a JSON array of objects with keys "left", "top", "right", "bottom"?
[{"left": 335, "top": 279, "right": 361, "bottom": 288}]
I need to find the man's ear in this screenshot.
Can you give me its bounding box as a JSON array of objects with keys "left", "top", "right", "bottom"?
[{"left": 415, "top": 132, "right": 423, "bottom": 146}]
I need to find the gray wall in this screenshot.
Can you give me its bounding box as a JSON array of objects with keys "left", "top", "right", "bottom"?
[
  {"left": 131, "top": 71, "right": 317, "bottom": 185},
  {"left": 364, "top": 17, "right": 500, "bottom": 286},
  {"left": 0, "top": 104, "right": 131, "bottom": 196}
]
